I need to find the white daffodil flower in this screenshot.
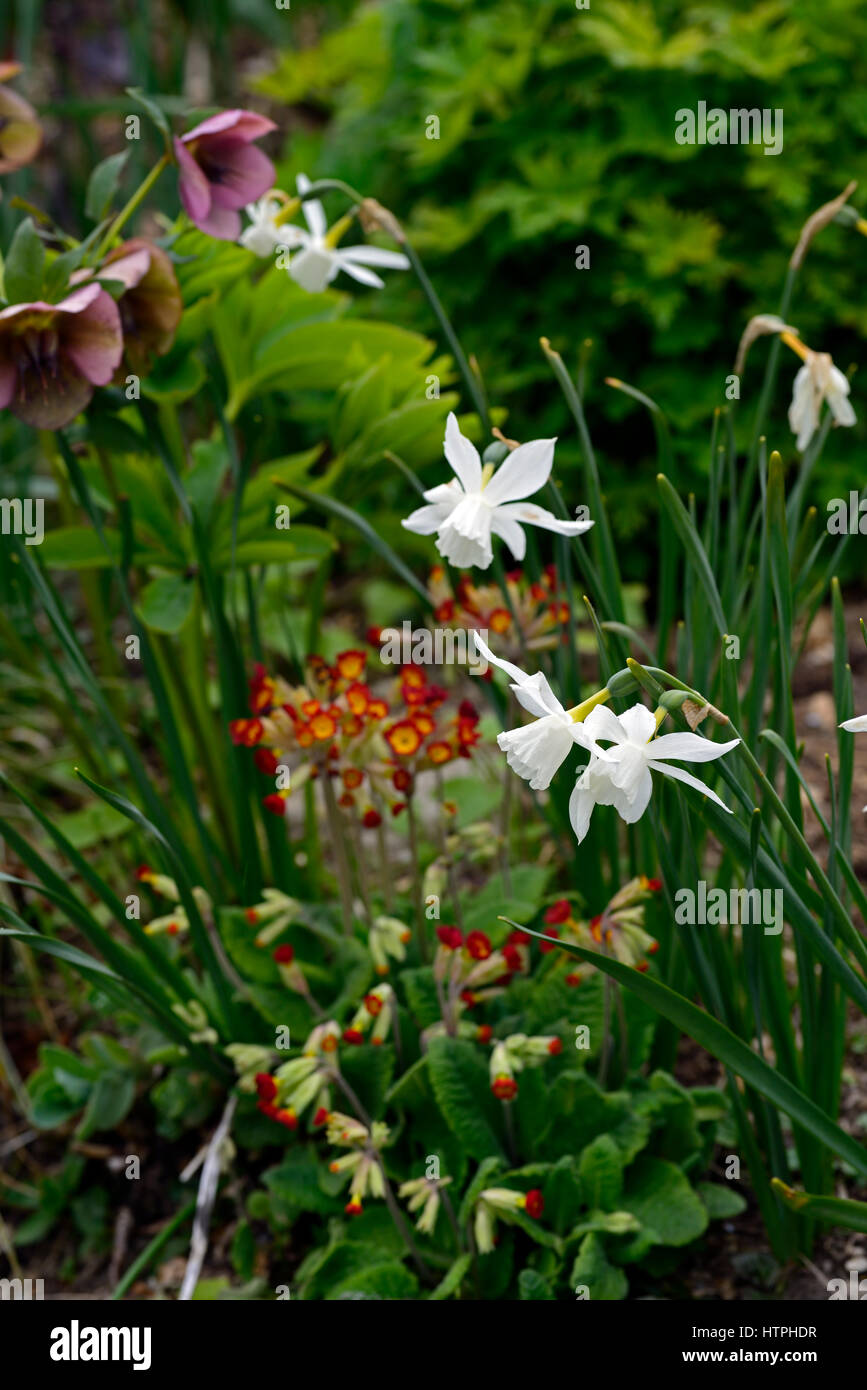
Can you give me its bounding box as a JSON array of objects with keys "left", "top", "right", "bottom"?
[
  {"left": 239, "top": 195, "right": 297, "bottom": 257},
  {"left": 788, "top": 348, "right": 855, "bottom": 451},
  {"left": 840, "top": 714, "right": 867, "bottom": 733},
  {"left": 282, "top": 173, "right": 410, "bottom": 293},
  {"left": 472, "top": 632, "right": 590, "bottom": 790},
  {"left": 402, "top": 413, "right": 594, "bottom": 570},
  {"left": 568, "top": 704, "right": 740, "bottom": 844},
  {"left": 839, "top": 713, "right": 867, "bottom": 809}
]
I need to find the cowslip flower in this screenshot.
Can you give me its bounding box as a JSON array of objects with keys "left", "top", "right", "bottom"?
[
  {"left": 368, "top": 915, "right": 411, "bottom": 974},
  {"left": 137, "top": 865, "right": 210, "bottom": 936},
  {"left": 402, "top": 413, "right": 593, "bottom": 570},
  {"left": 782, "top": 332, "right": 856, "bottom": 451},
  {"left": 474, "top": 1188, "right": 544, "bottom": 1255},
  {"left": 570, "top": 704, "right": 740, "bottom": 844},
  {"left": 243, "top": 888, "right": 300, "bottom": 948},
  {"left": 0, "top": 66, "right": 42, "bottom": 174},
  {"left": 326, "top": 1112, "right": 390, "bottom": 1217},
  {"left": 282, "top": 173, "right": 409, "bottom": 293},
  {"left": 225, "top": 1044, "right": 275, "bottom": 1092},
  {"left": 342, "top": 984, "right": 394, "bottom": 1046},
  {"left": 175, "top": 109, "right": 277, "bottom": 240},
  {"left": 0, "top": 284, "right": 122, "bottom": 429},
  {"left": 489, "top": 1033, "right": 561, "bottom": 1101},
  {"left": 256, "top": 1021, "right": 340, "bottom": 1131},
  {"left": 472, "top": 632, "right": 590, "bottom": 789},
  {"left": 399, "top": 1174, "right": 452, "bottom": 1236}
]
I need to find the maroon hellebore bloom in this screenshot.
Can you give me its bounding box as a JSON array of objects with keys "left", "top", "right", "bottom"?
[
  {"left": 174, "top": 108, "right": 276, "bottom": 240},
  {"left": 0, "top": 283, "right": 123, "bottom": 429},
  {"left": 75, "top": 238, "right": 183, "bottom": 377}
]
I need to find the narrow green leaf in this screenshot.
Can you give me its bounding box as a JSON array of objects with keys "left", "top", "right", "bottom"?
[{"left": 518, "top": 927, "right": 867, "bottom": 1179}]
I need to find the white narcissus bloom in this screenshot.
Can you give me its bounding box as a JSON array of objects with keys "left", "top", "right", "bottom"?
[
  {"left": 839, "top": 713, "right": 867, "bottom": 809},
  {"left": 402, "top": 413, "right": 594, "bottom": 570},
  {"left": 788, "top": 348, "right": 855, "bottom": 451},
  {"left": 569, "top": 704, "right": 740, "bottom": 844},
  {"left": 283, "top": 173, "right": 410, "bottom": 293},
  {"left": 840, "top": 714, "right": 867, "bottom": 733},
  {"left": 472, "top": 632, "right": 590, "bottom": 790},
  {"left": 239, "top": 196, "right": 298, "bottom": 257}
]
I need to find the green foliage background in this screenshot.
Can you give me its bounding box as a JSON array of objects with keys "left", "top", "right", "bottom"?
[{"left": 255, "top": 0, "right": 867, "bottom": 569}]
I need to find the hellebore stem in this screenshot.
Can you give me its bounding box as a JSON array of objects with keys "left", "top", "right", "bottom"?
[{"left": 94, "top": 152, "right": 170, "bottom": 262}]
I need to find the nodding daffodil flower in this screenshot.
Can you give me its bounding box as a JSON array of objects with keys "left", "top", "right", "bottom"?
[
  {"left": 840, "top": 713, "right": 867, "bottom": 733},
  {"left": 782, "top": 332, "right": 856, "bottom": 451},
  {"left": 281, "top": 174, "right": 410, "bottom": 293},
  {"left": 471, "top": 632, "right": 593, "bottom": 789},
  {"left": 402, "top": 413, "right": 594, "bottom": 570},
  {"left": 474, "top": 1188, "right": 544, "bottom": 1255},
  {"left": 569, "top": 704, "right": 740, "bottom": 844},
  {"left": 840, "top": 713, "right": 867, "bottom": 809},
  {"left": 239, "top": 193, "right": 304, "bottom": 257}
]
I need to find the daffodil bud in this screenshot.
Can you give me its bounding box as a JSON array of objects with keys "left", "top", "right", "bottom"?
[
  {"left": 606, "top": 667, "right": 639, "bottom": 698},
  {"left": 658, "top": 688, "right": 691, "bottom": 712},
  {"left": 482, "top": 441, "right": 510, "bottom": 466}
]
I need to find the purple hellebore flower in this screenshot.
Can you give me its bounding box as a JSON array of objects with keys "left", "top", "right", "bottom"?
[
  {"left": 174, "top": 108, "right": 277, "bottom": 240},
  {"left": 0, "top": 283, "right": 123, "bottom": 430}
]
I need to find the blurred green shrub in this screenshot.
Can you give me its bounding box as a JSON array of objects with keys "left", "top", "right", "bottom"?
[{"left": 255, "top": 0, "right": 867, "bottom": 567}]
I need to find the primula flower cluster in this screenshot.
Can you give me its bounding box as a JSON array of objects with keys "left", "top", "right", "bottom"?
[
  {"left": 367, "top": 915, "right": 412, "bottom": 975},
  {"left": 474, "top": 1187, "right": 545, "bottom": 1255},
  {"left": 489, "top": 1032, "right": 563, "bottom": 1101},
  {"left": 423, "top": 925, "right": 530, "bottom": 1041},
  {"left": 399, "top": 1174, "right": 453, "bottom": 1235},
  {"left": 542, "top": 877, "right": 661, "bottom": 987},
  {"left": 229, "top": 651, "right": 481, "bottom": 822},
  {"left": 326, "top": 1111, "right": 391, "bottom": 1216},
  {"left": 342, "top": 983, "right": 395, "bottom": 1046},
  {"left": 428, "top": 562, "right": 572, "bottom": 664},
  {"left": 254, "top": 1021, "right": 340, "bottom": 1132},
  {"left": 136, "top": 865, "right": 210, "bottom": 936}
]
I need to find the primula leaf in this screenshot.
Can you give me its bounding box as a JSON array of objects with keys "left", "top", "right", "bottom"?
[
  {"left": 427, "top": 1036, "right": 505, "bottom": 1160},
  {"left": 570, "top": 1232, "right": 628, "bottom": 1301},
  {"left": 621, "top": 1156, "right": 709, "bottom": 1248},
  {"left": 5, "top": 217, "right": 44, "bottom": 302}
]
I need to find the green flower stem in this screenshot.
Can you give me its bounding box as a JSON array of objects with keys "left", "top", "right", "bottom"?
[
  {"left": 299, "top": 178, "right": 491, "bottom": 432},
  {"left": 400, "top": 237, "right": 490, "bottom": 432},
  {"left": 111, "top": 1198, "right": 196, "bottom": 1300},
  {"left": 634, "top": 658, "right": 867, "bottom": 978},
  {"left": 540, "top": 336, "right": 625, "bottom": 624},
  {"left": 320, "top": 770, "right": 356, "bottom": 935},
  {"left": 93, "top": 152, "right": 171, "bottom": 262},
  {"left": 406, "top": 796, "right": 429, "bottom": 963}
]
